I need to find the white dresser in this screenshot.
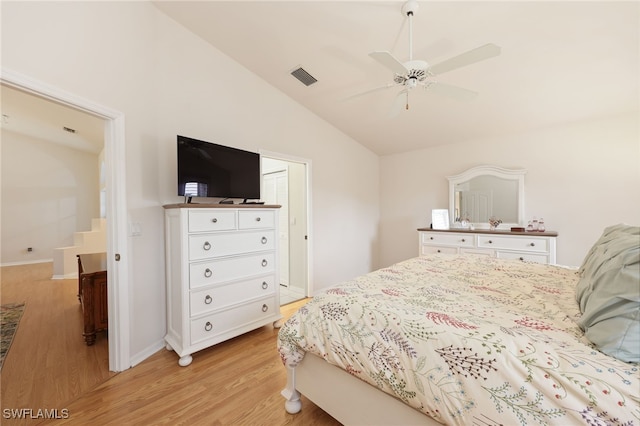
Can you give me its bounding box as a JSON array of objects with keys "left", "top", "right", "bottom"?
[
  {"left": 418, "top": 228, "right": 558, "bottom": 264},
  {"left": 164, "top": 204, "right": 282, "bottom": 366}
]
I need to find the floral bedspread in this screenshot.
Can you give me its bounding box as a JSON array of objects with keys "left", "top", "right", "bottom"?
[{"left": 278, "top": 255, "right": 640, "bottom": 425}]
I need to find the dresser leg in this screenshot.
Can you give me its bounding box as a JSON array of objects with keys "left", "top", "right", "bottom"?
[
  {"left": 83, "top": 332, "right": 96, "bottom": 346},
  {"left": 178, "top": 354, "right": 193, "bottom": 367},
  {"left": 273, "top": 319, "right": 283, "bottom": 329}
]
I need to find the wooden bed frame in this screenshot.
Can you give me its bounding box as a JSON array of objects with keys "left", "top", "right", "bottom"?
[{"left": 282, "top": 352, "right": 441, "bottom": 425}]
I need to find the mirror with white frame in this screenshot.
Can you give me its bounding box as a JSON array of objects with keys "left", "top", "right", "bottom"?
[{"left": 447, "top": 165, "right": 526, "bottom": 229}]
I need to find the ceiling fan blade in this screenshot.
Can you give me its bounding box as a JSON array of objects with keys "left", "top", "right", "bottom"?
[
  {"left": 427, "top": 43, "right": 501, "bottom": 76},
  {"left": 389, "top": 89, "right": 409, "bottom": 118},
  {"left": 369, "top": 51, "right": 408, "bottom": 75},
  {"left": 423, "top": 82, "right": 478, "bottom": 101},
  {"left": 343, "top": 82, "right": 397, "bottom": 101}
]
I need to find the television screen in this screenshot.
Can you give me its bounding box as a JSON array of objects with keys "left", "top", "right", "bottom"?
[{"left": 177, "top": 135, "right": 260, "bottom": 200}]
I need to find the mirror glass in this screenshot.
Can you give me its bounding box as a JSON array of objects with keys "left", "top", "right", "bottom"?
[{"left": 448, "top": 166, "right": 526, "bottom": 229}]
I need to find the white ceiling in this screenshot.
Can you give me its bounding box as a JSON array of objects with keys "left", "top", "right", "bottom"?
[
  {"left": 2, "top": 2, "right": 636, "bottom": 158},
  {"left": 0, "top": 84, "right": 105, "bottom": 154},
  {"left": 154, "top": 0, "right": 639, "bottom": 155}
]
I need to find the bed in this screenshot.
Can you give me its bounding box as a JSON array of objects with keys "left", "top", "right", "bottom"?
[{"left": 278, "top": 224, "right": 639, "bottom": 425}]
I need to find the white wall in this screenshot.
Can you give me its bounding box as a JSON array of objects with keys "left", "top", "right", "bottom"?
[
  {"left": 1, "top": 2, "right": 379, "bottom": 364},
  {"left": 0, "top": 129, "right": 100, "bottom": 265},
  {"left": 379, "top": 112, "right": 640, "bottom": 268}
]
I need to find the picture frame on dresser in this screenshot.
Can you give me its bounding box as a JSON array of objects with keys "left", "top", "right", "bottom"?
[{"left": 431, "top": 209, "right": 450, "bottom": 230}]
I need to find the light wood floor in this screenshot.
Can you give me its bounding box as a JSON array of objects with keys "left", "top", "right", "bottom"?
[{"left": 1, "top": 263, "right": 341, "bottom": 425}]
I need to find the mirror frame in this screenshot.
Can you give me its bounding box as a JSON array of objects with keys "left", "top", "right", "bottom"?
[{"left": 447, "top": 165, "right": 526, "bottom": 229}]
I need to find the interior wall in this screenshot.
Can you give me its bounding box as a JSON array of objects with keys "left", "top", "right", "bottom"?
[
  {"left": 1, "top": 1, "right": 380, "bottom": 363},
  {"left": 379, "top": 112, "right": 640, "bottom": 268},
  {"left": 0, "top": 129, "right": 99, "bottom": 265}
]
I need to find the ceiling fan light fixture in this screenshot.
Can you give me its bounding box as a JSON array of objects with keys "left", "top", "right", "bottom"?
[{"left": 352, "top": 0, "right": 500, "bottom": 109}]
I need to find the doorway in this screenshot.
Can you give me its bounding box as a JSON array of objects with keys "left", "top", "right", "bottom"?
[
  {"left": 1, "top": 69, "right": 130, "bottom": 371},
  {"left": 260, "top": 154, "right": 310, "bottom": 305}
]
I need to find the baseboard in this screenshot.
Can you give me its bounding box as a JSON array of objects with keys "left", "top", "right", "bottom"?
[
  {"left": 51, "top": 272, "right": 78, "bottom": 280},
  {"left": 129, "top": 339, "right": 167, "bottom": 368},
  {"left": 0, "top": 258, "right": 53, "bottom": 267}
]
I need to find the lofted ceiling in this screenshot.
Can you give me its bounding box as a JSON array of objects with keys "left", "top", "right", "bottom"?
[
  {"left": 2, "top": 2, "right": 637, "bottom": 158},
  {"left": 154, "top": 0, "right": 639, "bottom": 155}
]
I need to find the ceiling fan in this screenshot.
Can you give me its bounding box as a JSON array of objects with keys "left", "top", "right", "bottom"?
[{"left": 351, "top": 0, "right": 501, "bottom": 114}]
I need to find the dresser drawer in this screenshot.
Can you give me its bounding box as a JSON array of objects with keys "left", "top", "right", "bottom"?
[
  {"left": 477, "top": 235, "right": 549, "bottom": 253},
  {"left": 190, "top": 275, "right": 276, "bottom": 317},
  {"left": 238, "top": 210, "right": 275, "bottom": 229},
  {"left": 496, "top": 251, "right": 549, "bottom": 264},
  {"left": 420, "top": 245, "right": 458, "bottom": 255},
  {"left": 421, "top": 232, "right": 474, "bottom": 248},
  {"left": 189, "top": 253, "right": 276, "bottom": 289},
  {"left": 188, "top": 230, "right": 276, "bottom": 260},
  {"left": 190, "top": 296, "right": 277, "bottom": 345},
  {"left": 188, "top": 210, "right": 237, "bottom": 232}
]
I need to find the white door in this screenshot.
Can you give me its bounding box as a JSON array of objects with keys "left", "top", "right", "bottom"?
[
  {"left": 263, "top": 170, "right": 290, "bottom": 287},
  {"left": 461, "top": 190, "right": 493, "bottom": 223}
]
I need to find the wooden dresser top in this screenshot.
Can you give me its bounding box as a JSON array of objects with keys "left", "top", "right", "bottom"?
[{"left": 417, "top": 228, "right": 558, "bottom": 237}]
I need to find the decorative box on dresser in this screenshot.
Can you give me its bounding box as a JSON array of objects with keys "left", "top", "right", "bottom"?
[
  {"left": 164, "top": 204, "right": 282, "bottom": 366},
  {"left": 418, "top": 228, "right": 558, "bottom": 264}
]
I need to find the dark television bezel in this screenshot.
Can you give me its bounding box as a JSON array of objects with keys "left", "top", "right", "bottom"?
[{"left": 177, "top": 135, "right": 261, "bottom": 200}]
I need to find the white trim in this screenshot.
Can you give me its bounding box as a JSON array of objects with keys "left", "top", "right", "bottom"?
[
  {"left": 129, "top": 339, "right": 166, "bottom": 368},
  {"left": 447, "top": 165, "right": 526, "bottom": 229},
  {"left": 0, "top": 259, "right": 54, "bottom": 267},
  {"left": 259, "top": 150, "right": 313, "bottom": 296},
  {"left": 1, "top": 68, "right": 130, "bottom": 372}
]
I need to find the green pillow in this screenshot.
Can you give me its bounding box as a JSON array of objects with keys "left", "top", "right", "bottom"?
[{"left": 575, "top": 224, "right": 640, "bottom": 363}]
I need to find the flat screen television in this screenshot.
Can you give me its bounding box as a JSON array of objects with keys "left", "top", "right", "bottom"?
[{"left": 177, "top": 135, "right": 260, "bottom": 201}]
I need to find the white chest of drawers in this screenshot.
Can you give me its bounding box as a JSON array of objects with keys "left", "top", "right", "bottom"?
[
  {"left": 418, "top": 228, "right": 558, "bottom": 264},
  {"left": 164, "top": 204, "right": 282, "bottom": 366}
]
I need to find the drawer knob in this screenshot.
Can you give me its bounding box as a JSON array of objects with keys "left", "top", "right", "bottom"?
[
  {"left": 261, "top": 236, "right": 268, "bottom": 244},
  {"left": 530, "top": 242, "right": 535, "bottom": 247},
  {"left": 204, "top": 294, "right": 212, "bottom": 304},
  {"left": 261, "top": 259, "right": 268, "bottom": 267},
  {"left": 461, "top": 239, "right": 466, "bottom": 242},
  {"left": 262, "top": 304, "right": 269, "bottom": 313},
  {"left": 211, "top": 218, "right": 218, "bottom": 223},
  {"left": 262, "top": 281, "right": 268, "bottom": 290},
  {"left": 255, "top": 217, "right": 261, "bottom": 222},
  {"left": 519, "top": 257, "right": 525, "bottom": 261},
  {"left": 204, "top": 322, "right": 213, "bottom": 332},
  {"left": 430, "top": 237, "right": 434, "bottom": 240},
  {"left": 204, "top": 268, "right": 212, "bottom": 278},
  {"left": 203, "top": 241, "right": 211, "bottom": 251},
  {"left": 488, "top": 240, "right": 493, "bottom": 244},
  {"left": 437, "top": 249, "right": 441, "bottom": 253}
]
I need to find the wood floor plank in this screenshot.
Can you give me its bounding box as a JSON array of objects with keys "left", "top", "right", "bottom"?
[
  {"left": 1, "top": 264, "right": 340, "bottom": 425},
  {"left": 1, "top": 263, "right": 114, "bottom": 425}
]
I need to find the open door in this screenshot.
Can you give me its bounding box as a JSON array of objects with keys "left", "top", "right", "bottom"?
[{"left": 261, "top": 155, "right": 309, "bottom": 305}]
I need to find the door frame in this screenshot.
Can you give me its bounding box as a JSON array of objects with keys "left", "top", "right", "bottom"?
[
  {"left": 1, "top": 68, "right": 130, "bottom": 371},
  {"left": 260, "top": 150, "right": 312, "bottom": 297}
]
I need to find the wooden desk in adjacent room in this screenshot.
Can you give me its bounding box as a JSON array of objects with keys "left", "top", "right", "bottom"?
[{"left": 77, "top": 253, "right": 108, "bottom": 346}]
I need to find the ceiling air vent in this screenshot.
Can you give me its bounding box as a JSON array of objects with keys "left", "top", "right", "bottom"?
[{"left": 291, "top": 67, "right": 317, "bottom": 87}]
